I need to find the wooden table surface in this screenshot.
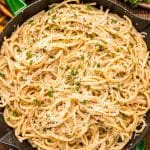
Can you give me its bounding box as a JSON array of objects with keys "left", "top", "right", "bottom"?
[
  {"left": 0, "top": 0, "right": 149, "bottom": 150},
  {"left": 111, "top": 0, "right": 150, "bottom": 20}
]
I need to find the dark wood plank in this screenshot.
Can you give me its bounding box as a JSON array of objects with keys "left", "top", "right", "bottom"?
[{"left": 111, "top": 0, "right": 150, "bottom": 20}]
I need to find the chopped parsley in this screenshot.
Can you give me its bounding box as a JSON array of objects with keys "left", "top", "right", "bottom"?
[
  {"left": 117, "top": 47, "right": 123, "bottom": 52},
  {"left": 86, "top": 5, "right": 93, "bottom": 11},
  {"left": 51, "top": 16, "right": 56, "bottom": 23},
  {"left": 75, "top": 81, "right": 81, "bottom": 91},
  {"left": 96, "top": 63, "right": 100, "bottom": 68},
  {"left": 66, "top": 134, "right": 71, "bottom": 138},
  {"left": 67, "top": 75, "right": 72, "bottom": 81},
  {"left": 33, "top": 99, "right": 43, "bottom": 106},
  {"left": 87, "top": 61, "right": 91, "bottom": 66},
  {"left": 66, "top": 68, "right": 78, "bottom": 81},
  {"left": 29, "top": 59, "right": 33, "bottom": 65},
  {"left": 102, "top": 40, "right": 107, "bottom": 44},
  {"left": 80, "top": 55, "right": 84, "bottom": 61},
  {"left": 111, "top": 19, "right": 117, "bottom": 24},
  {"left": 95, "top": 43, "right": 100, "bottom": 51},
  {"left": 50, "top": 55, "right": 55, "bottom": 59},
  {"left": 12, "top": 111, "right": 18, "bottom": 117},
  {"left": 70, "top": 69, "right": 78, "bottom": 76},
  {"left": 87, "top": 34, "right": 94, "bottom": 39},
  {"left": 47, "top": 87, "right": 54, "bottom": 97},
  {"left": 26, "top": 51, "right": 32, "bottom": 59},
  {"left": 81, "top": 100, "right": 88, "bottom": 104},
  {"left": 0, "top": 72, "right": 5, "bottom": 78},
  {"left": 65, "top": 66, "right": 70, "bottom": 71}
]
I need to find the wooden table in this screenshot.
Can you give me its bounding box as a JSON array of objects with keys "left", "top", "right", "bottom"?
[
  {"left": 0, "top": 0, "right": 149, "bottom": 150},
  {"left": 111, "top": 0, "right": 150, "bottom": 20}
]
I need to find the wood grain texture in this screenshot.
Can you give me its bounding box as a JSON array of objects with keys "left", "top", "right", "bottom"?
[{"left": 111, "top": 0, "right": 150, "bottom": 20}]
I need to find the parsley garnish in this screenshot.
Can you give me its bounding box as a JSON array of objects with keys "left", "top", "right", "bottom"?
[
  {"left": 102, "top": 40, "right": 107, "bottom": 44},
  {"left": 33, "top": 99, "right": 43, "bottom": 106},
  {"left": 80, "top": 55, "right": 84, "bottom": 61},
  {"left": 70, "top": 69, "right": 78, "bottom": 76},
  {"left": 47, "top": 87, "right": 54, "bottom": 97},
  {"left": 81, "top": 100, "right": 87, "bottom": 104},
  {"left": 51, "top": 16, "right": 56, "bottom": 23},
  {"left": 67, "top": 75, "right": 72, "bottom": 81},
  {"left": 65, "top": 66, "right": 70, "bottom": 71},
  {"left": 29, "top": 60, "right": 33, "bottom": 65},
  {"left": 12, "top": 111, "right": 18, "bottom": 117},
  {"left": 50, "top": 55, "right": 55, "bottom": 59},
  {"left": 96, "top": 63, "right": 100, "bottom": 68},
  {"left": 75, "top": 81, "right": 81, "bottom": 91},
  {"left": 0, "top": 72, "right": 5, "bottom": 78},
  {"left": 95, "top": 43, "right": 100, "bottom": 51},
  {"left": 26, "top": 51, "right": 32, "bottom": 59},
  {"left": 111, "top": 19, "right": 117, "bottom": 24},
  {"left": 86, "top": 5, "right": 93, "bottom": 10}
]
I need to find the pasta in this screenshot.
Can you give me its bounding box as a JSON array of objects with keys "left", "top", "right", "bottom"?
[{"left": 0, "top": 0, "right": 150, "bottom": 150}]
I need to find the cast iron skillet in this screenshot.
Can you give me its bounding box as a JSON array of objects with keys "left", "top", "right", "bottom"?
[{"left": 0, "top": 0, "right": 150, "bottom": 150}]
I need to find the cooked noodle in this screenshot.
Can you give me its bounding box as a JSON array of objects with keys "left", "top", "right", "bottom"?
[{"left": 0, "top": 0, "right": 150, "bottom": 150}]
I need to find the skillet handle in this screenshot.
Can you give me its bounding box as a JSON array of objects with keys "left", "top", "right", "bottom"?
[{"left": 6, "top": 0, "right": 27, "bottom": 16}]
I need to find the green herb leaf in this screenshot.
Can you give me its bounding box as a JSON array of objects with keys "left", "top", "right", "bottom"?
[
  {"left": 96, "top": 63, "right": 100, "bottom": 68},
  {"left": 26, "top": 51, "right": 32, "bottom": 59},
  {"left": 80, "top": 55, "right": 84, "bottom": 61},
  {"left": 33, "top": 99, "right": 43, "bottom": 106},
  {"left": 50, "top": 55, "right": 55, "bottom": 59},
  {"left": 0, "top": 72, "right": 5, "bottom": 78},
  {"left": 75, "top": 81, "right": 81, "bottom": 91},
  {"left": 51, "top": 16, "right": 56, "bottom": 23},
  {"left": 81, "top": 100, "right": 88, "bottom": 104},
  {"left": 29, "top": 60, "right": 33, "bottom": 65},
  {"left": 65, "top": 66, "right": 70, "bottom": 71},
  {"left": 87, "top": 34, "right": 94, "bottom": 39},
  {"left": 102, "top": 40, "right": 107, "bottom": 44},
  {"left": 111, "top": 19, "right": 117, "bottom": 24},
  {"left": 95, "top": 43, "right": 100, "bottom": 51},
  {"left": 86, "top": 5, "right": 93, "bottom": 10},
  {"left": 87, "top": 61, "right": 91, "bottom": 66},
  {"left": 47, "top": 87, "right": 54, "bottom": 97},
  {"left": 12, "top": 111, "right": 18, "bottom": 117},
  {"left": 70, "top": 69, "right": 78, "bottom": 76}
]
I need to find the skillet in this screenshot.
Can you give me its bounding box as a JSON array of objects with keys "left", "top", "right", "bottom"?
[{"left": 0, "top": 0, "right": 150, "bottom": 150}]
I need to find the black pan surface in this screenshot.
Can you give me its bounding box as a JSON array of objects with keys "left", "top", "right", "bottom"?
[{"left": 0, "top": 0, "right": 150, "bottom": 150}]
